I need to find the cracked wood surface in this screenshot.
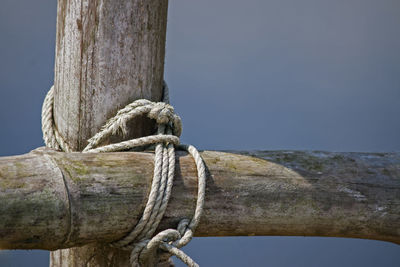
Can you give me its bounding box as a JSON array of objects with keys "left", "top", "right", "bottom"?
[
  {"left": 51, "top": 0, "right": 169, "bottom": 265},
  {"left": 0, "top": 148, "right": 399, "bottom": 250},
  {"left": 53, "top": 0, "right": 167, "bottom": 151}
]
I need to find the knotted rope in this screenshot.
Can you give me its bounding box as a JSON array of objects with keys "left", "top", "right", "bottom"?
[{"left": 42, "top": 84, "right": 206, "bottom": 267}]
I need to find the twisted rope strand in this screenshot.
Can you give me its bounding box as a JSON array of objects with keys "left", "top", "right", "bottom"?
[
  {"left": 42, "top": 84, "right": 206, "bottom": 267},
  {"left": 41, "top": 86, "right": 71, "bottom": 152},
  {"left": 84, "top": 134, "right": 179, "bottom": 153},
  {"left": 110, "top": 125, "right": 169, "bottom": 250}
]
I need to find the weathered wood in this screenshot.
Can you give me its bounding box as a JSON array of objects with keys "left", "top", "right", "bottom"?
[
  {"left": 0, "top": 148, "right": 399, "bottom": 250},
  {"left": 54, "top": 0, "right": 168, "bottom": 151},
  {"left": 52, "top": 0, "right": 168, "bottom": 265}
]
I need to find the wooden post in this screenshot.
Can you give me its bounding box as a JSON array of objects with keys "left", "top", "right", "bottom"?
[{"left": 50, "top": 0, "right": 168, "bottom": 266}]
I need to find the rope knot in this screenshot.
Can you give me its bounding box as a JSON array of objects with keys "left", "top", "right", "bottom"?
[
  {"left": 147, "top": 102, "right": 182, "bottom": 137},
  {"left": 148, "top": 102, "right": 173, "bottom": 124},
  {"left": 131, "top": 229, "right": 182, "bottom": 267},
  {"left": 42, "top": 84, "right": 205, "bottom": 267}
]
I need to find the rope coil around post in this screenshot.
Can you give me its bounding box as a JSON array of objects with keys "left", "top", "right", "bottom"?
[{"left": 42, "top": 84, "right": 206, "bottom": 267}]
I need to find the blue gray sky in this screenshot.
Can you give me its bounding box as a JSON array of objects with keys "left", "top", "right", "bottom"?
[{"left": 0, "top": 0, "right": 399, "bottom": 266}]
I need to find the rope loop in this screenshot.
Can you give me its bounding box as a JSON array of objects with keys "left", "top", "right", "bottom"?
[{"left": 42, "top": 83, "right": 206, "bottom": 267}]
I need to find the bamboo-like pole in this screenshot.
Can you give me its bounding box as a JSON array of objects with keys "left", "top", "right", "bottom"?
[
  {"left": 0, "top": 148, "right": 399, "bottom": 249},
  {"left": 51, "top": 0, "right": 168, "bottom": 265}
]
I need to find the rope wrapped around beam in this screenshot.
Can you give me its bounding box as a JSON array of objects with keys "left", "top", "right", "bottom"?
[{"left": 42, "top": 84, "right": 206, "bottom": 267}]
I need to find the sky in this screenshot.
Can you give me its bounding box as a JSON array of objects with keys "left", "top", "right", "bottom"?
[{"left": 0, "top": 0, "right": 399, "bottom": 266}]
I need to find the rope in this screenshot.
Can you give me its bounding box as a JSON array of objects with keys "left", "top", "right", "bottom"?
[{"left": 42, "top": 84, "right": 206, "bottom": 267}]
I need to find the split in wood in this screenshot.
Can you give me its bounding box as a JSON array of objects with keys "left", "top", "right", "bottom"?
[{"left": 0, "top": 147, "right": 398, "bottom": 250}]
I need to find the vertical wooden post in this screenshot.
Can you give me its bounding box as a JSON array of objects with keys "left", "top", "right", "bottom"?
[{"left": 50, "top": 0, "right": 169, "bottom": 266}]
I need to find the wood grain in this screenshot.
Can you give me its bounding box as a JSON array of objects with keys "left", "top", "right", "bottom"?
[
  {"left": 51, "top": 0, "right": 168, "bottom": 265},
  {"left": 0, "top": 148, "right": 398, "bottom": 250},
  {"left": 53, "top": 0, "right": 168, "bottom": 151}
]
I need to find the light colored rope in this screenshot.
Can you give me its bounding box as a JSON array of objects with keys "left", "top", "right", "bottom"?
[
  {"left": 41, "top": 86, "right": 72, "bottom": 152},
  {"left": 42, "top": 84, "right": 206, "bottom": 267}
]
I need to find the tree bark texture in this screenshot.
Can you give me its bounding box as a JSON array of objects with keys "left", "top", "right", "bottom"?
[
  {"left": 51, "top": 0, "right": 168, "bottom": 265},
  {"left": 0, "top": 148, "right": 399, "bottom": 250}
]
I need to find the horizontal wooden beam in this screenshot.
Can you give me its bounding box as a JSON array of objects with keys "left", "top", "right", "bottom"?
[{"left": 0, "top": 148, "right": 399, "bottom": 250}]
